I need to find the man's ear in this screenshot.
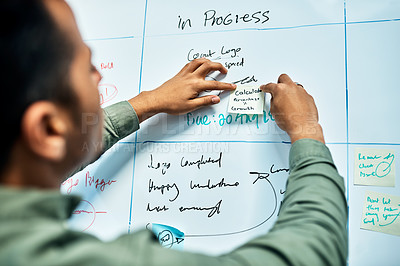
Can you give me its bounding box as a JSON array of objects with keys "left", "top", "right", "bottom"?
[{"left": 21, "top": 101, "right": 69, "bottom": 161}]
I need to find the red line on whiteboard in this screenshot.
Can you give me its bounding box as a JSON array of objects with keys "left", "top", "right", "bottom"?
[{"left": 72, "top": 200, "right": 107, "bottom": 232}]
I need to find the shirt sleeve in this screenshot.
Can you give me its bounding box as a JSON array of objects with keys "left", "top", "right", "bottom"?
[
  {"left": 223, "top": 139, "right": 348, "bottom": 265},
  {"left": 67, "top": 101, "right": 140, "bottom": 177},
  {"left": 102, "top": 101, "right": 140, "bottom": 152}
]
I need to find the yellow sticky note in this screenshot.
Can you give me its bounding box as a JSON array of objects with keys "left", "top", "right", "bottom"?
[
  {"left": 228, "top": 85, "right": 264, "bottom": 114},
  {"left": 354, "top": 148, "right": 395, "bottom": 187},
  {"left": 361, "top": 191, "right": 400, "bottom": 236}
]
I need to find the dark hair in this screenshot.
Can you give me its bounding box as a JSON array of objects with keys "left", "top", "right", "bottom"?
[{"left": 0, "top": 0, "right": 76, "bottom": 173}]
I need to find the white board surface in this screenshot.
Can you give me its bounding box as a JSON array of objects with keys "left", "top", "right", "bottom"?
[{"left": 63, "top": 1, "right": 400, "bottom": 264}]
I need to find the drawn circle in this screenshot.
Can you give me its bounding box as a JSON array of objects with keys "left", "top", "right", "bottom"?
[
  {"left": 72, "top": 200, "right": 96, "bottom": 232},
  {"left": 158, "top": 230, "right": 174, "bottom": 249},
  {"left": 375, "top": 161, "right": 392, "bottom": 178}
]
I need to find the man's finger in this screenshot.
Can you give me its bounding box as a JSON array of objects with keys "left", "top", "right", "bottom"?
[
  {"left": 177, "top": 61, "right": 191, "bottom": 75},
  {"left": 260, "top": 83, "right": 277, "bottom": 95},
  {"left": 199, "top": 80, "right": 236, "bottom": 92},
  {"left": 277, "top": 73, "right": 293, "bottom": 84},
  {"left": 185, "top": 58, "right": 210, "bottom": 73},
  {"left": 190, "top": 95, "right": 220, "bottom": 109},
  {"left": 194, "top": 61, "right": 228, "bottom": 77}
]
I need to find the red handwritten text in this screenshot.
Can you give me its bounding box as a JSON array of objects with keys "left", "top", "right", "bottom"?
[
  {"left": 61, "top": 177, "right": 79, "bottom": 194},
  {"left": 85, "top": 171, "right": 117, "bottom": 192},
  {"left": 100, "top": 62, "right": 114, "bottom": 70},
  {"left": 99, "top": 84, "right": 118, "bottom": 106}
]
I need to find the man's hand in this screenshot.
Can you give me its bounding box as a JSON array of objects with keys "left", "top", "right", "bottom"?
[
  {"left": 128, "top": 59, "right": 236, "bottom": 122},
  {"left": 260, "top": 74, "right": 325, "bottom": 144}
]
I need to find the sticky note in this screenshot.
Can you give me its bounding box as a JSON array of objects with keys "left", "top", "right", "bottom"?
[
  {"left": 361, "top": 191, "right": 400, "bottom": 236},
  {"left": 354, "top": 148, "right": 395, "bottom": 187},
  {"left": 150, "top": 223, "right": 185, "bottom": 250},
  {"left": 228, "top": 85, "right": 265, "bottom": 114}
]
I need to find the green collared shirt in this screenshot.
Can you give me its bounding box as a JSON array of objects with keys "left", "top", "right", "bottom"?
[{"left": 0, "top": 101, "right": 348, "bottom": 265}]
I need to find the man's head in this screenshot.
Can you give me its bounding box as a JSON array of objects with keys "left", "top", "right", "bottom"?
[{"left": 0, "top": 0, "right": 103, "bottom": 187}]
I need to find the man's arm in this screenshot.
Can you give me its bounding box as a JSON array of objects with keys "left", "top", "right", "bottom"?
[
  {"left": 102, "top": 101, "right": 139, "bottom": 153},
  {"left": 122, "top": 74, "right": 347, "bottom": 265},
  {"left": 225, "top": 138, "right": 347, "bottom": 265},
  {"left": 67, "top": 59, "right": 236, "bottom": 176},
  {"left": 225, "top": 74, "right": 347, "bottom": 264},
  {"left": 67, "top": 101, "right": 139, "bottom": 177},
  {"left": 113, "top": 74, "right": 347, "bottom": 265},
  {"left": 52, "top": 73, "right": 347, "bottom": 265}
]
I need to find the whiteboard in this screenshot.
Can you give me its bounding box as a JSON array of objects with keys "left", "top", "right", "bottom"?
[{"left": 62, "top": 0, "right": 400, "bottom": 264}]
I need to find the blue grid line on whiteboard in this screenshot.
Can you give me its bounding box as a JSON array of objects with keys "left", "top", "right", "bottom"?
[
  {"left": 347, "top": 18, "right": 400, "bottom": 25},
  {"left": 144, "top": 18, "right": 400, "bottom": 38},
  {"left": 83, "top": 36, "right": 135, "bottom": 42},
  {"left": 344, "top": 0, "right": 350, "bottom": 204},
  {"left": 128, "top": 0, "right": 149, "bottom": 233},
  {"left": 144, "top": 22, "right": 344, "bottom": 38},
  {"left": 347, "top": 143, "right": 400, "bottom": 146},
  {"left": 126, "top": 140, "right": 292, "bottom": 145},
  {"left": 80, "top": 18, "right": 400, "bottom": 42},
  {"left": 119, "top": 141, "right": 400, "bottom": 146},
  {"left": 343, "top": 0, "right": 350, "bottom": 248}
]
